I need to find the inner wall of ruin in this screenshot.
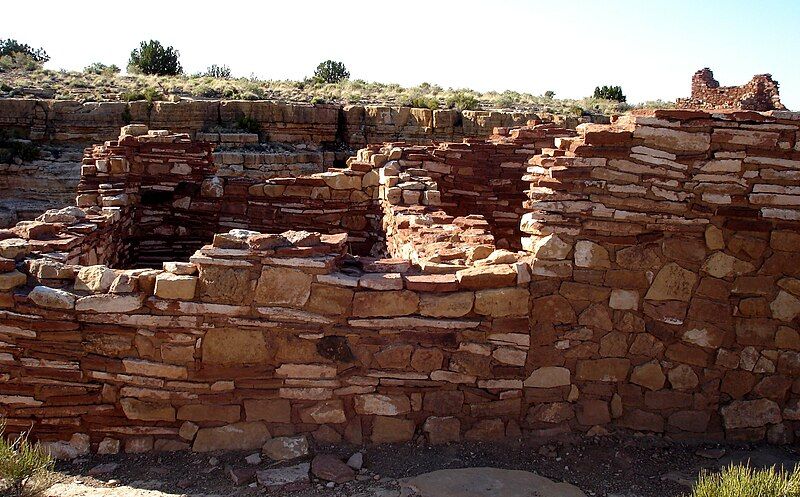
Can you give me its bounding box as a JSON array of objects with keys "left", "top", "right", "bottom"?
[
  {"left": 1, "top": 108, "right": 800, "bottom": 456},
  {"left": 0, "top": 98, "right": 548, "bottom": 228}
]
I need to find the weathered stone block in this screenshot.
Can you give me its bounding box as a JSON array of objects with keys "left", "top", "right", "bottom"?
[
  {"left": 254, "top": 266, "right": 312, "bottom": 307},
  {"left": 202, "top": 328, "right": 269, "bottom": 365},
  {"left": 352, "top": 290, "right": 418, "bottom": 317}
]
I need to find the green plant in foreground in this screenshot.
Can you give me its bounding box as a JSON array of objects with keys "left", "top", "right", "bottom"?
[
  {"left": 690, "top": 463, "right": 800, "bottom": 497},
  {"left": 0, "top": 423, "right": 54, "bottom": 497}
]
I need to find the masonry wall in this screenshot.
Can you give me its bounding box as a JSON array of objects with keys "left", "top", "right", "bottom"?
[
  {"left": 521, "top": 109, "right": 800, "bottom": 442},
  {"left": 1, "top": 111, "right": 800, "bottom": 457},
  {"left": 0, "top": 99, "right": 541, "bottom": 147},
  {"left": 380, "top": 123, "right": 573, "bottom": 250},
  {"left": 677, "top": 68, "right": 785, "bottom": 111}
]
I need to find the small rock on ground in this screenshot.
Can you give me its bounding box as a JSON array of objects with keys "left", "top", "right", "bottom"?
[{"left": 311, "top": 454, "right": 355, "bottom": 483}]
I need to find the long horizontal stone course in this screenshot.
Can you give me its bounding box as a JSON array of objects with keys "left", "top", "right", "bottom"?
[{"left": 0, "top": 98, "right": 542, "bottom": 148}]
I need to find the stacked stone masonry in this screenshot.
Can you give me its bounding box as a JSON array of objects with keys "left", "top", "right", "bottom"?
[
  {"left": 0, "top": 99, "right": 542, "bottom": 146},
  {"left": 1, "top": 109, "right": 799, "bottom": 457},
  {"left": 677, "top": 68, "right": 785, "bottom": 112}
]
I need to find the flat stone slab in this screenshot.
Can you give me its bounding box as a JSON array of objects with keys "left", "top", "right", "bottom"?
[{"left": 400, "top": 467, "right": 586, "bottom": 497}]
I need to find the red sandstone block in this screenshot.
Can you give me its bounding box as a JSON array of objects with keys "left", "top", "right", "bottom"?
[
  {"left": 652, "top": 109, "right": 710, "bottom": 121},
  {"left": 404, "top": 274, "right": 458, "bottom": 292}
]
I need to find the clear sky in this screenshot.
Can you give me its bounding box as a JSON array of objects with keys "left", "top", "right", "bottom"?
[{"left": 5, "top": 0, "right": 799, "bottom": 109}]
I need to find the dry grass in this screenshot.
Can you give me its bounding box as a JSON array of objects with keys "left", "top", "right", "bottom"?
[
  {"left": 690, "top": 463, "right": 800, "bottom": 497},
  {"left": 0, "top": 423, "right": 55, "bottom": 497},
  {"left": 0, "top": 68, "right": 674, "bottom": 116}
]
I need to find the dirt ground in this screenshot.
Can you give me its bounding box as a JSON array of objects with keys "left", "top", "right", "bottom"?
[{"left": 48, "top": 433, "right": 800, "bottom": 497}]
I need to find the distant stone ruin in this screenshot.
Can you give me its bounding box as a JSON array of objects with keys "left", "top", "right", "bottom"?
[{"left": 677, "top": 67, "right": 785, "bottom": 111}]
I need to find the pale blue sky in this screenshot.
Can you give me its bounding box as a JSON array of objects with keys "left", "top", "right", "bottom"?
[{"left": 5, "top": 0, "right": 799, "bottom": 108}]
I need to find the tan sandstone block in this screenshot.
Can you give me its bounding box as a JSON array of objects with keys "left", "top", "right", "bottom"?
[
  {"left": 75, "top": 294, "right": 145, "bottom": 313},
  {"left": 701, "top": 252, "right": 755, "bottom": 279},
  {"left": 305, "top": 284, "right": 353, "bottom": 315},
  {"left": 524, "top": 367, "right": 571, "bottom": 388},
  {"left": 771, "top": 291, "right": 800, "bottom": 322},
  {"left": 630, "top": 360, "right": 666, "bottom": 391},
  {"left": 254, "top": 266, "right": 313, "bottom": 307},
  {"left": 120, "top": 398, "right": 176, "bottom": 421},
  {"left": 419, "top": 292, "right": 474, "bottom": 317},
  {"left": 352, "top": 290, "right": 418, "bottom": 317},
  {"left": 529, "top": 234, "right": 571, "bottom": 260},
  {"left": 423, "top": 416, "right": 460, "bottom": 444},
  {"left": 178, "top": 404, "right": 241, "bottom": 423},
  {"left": 644, "top": 262, "right": 697, "bottom": 302},
  {"left": 202, "top": 328, "right": 269, "bottom": 365},
  {"left": 574, "top": 240, "right": 611, "bottom": 269},
  {"left": 198, "top": 266, "right": 253, "bottom": 304},
  {"left": 720, "top": 399, "right": 781, "bottom": 429},
  {"left": 704, "top": 225, "right": 725, "bottom": 250},
  {"left": 354, "top": 394, "right": 411, "bottom": 416},
  {"left": 27, "top": 286, "right": 75, "bottom": 309},
  {"left": 371, "top": 416, "right": 415, "bottom": 443},
  {"left": 474, "top": 288, "right": 529, "bottom": 317},
  {"left": 0, "top": 270, "right": 27, "bottom": 291},
  {"left": 668, "top": 364, "right": 699, "bottom": 391},
  {"left": 299, "top": 400, "right": 346, "bottom": 424},
  {"left": 632, "top": 126, "right": 710, "bottom": 153},
  {"left": 192, "top": 422, "right": 271, "bottom": 452},
  {"left": 455, "top": 264, "right": 517, "bottom": 289},
  {"left": 154, "top": 273, "right": 197, "bottom": 300},
  {"left": 245, "top": 399, "right": 291, "bottom": 423},
  {"left": 74, "top": 265, "right": 116, "bottom": 292},
  {"left": 576, "top": 358, "right": 630, "bottom": 382}
]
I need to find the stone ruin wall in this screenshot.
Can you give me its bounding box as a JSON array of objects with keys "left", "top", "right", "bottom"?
[
  {"left": 677, "top": 68, "right": 785, "bottom": 112},
  {"left": 0, "top": 98, "right": 549, "bottom": 227},
  {"left": 0, "top": 108, "right": 800, "bottom": 457},
  {"left": 0, "top": 98, "right": 544, "bottom": 146}
]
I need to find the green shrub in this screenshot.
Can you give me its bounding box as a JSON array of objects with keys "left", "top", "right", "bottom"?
[
  {"left": 568, "top": 105, "right": 585, "bottom": 117},
  {"left": 121, "top": 87, "right": 162, "bottom": 103},
  {"left": 0, "top": 130, "right": 39, "bottom": 163},
  {"left": 407, "top": 95, "right": 439, "bottom": 110},
  {"left": 544, "top": 90, "right": 556, "bottom": 99},
  {"left": 494, "top": 91, "right": 519, "bottom": 109},
  {"left": 128, "top": 40, "right": 182, "bottom": 76},
  {"left": 0, "top": 423, "right": 55, "bottom": 496},
  {"left": 690, "top": 463, "right": 800, "bottom": 497},
  {"left": 204, "top": 64, "right": 231, "bottom": 78},
  {"left": 593, "top": 85, "right": 626, "bottom": 102},
  {"left": 0, "top": 39, "right": 48, "bottom": 72},
  {"left": 83, "top": 62, "right": 120, "bottom": 75},
  {"left": 236, "top": 115, "right": 260, "bottom": 134},
  {"left": 313, "top": 60, "right": 349, "bottom": 84},
  {"left": 446, "top": 92, "right": 479, "bottom": 111}
]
